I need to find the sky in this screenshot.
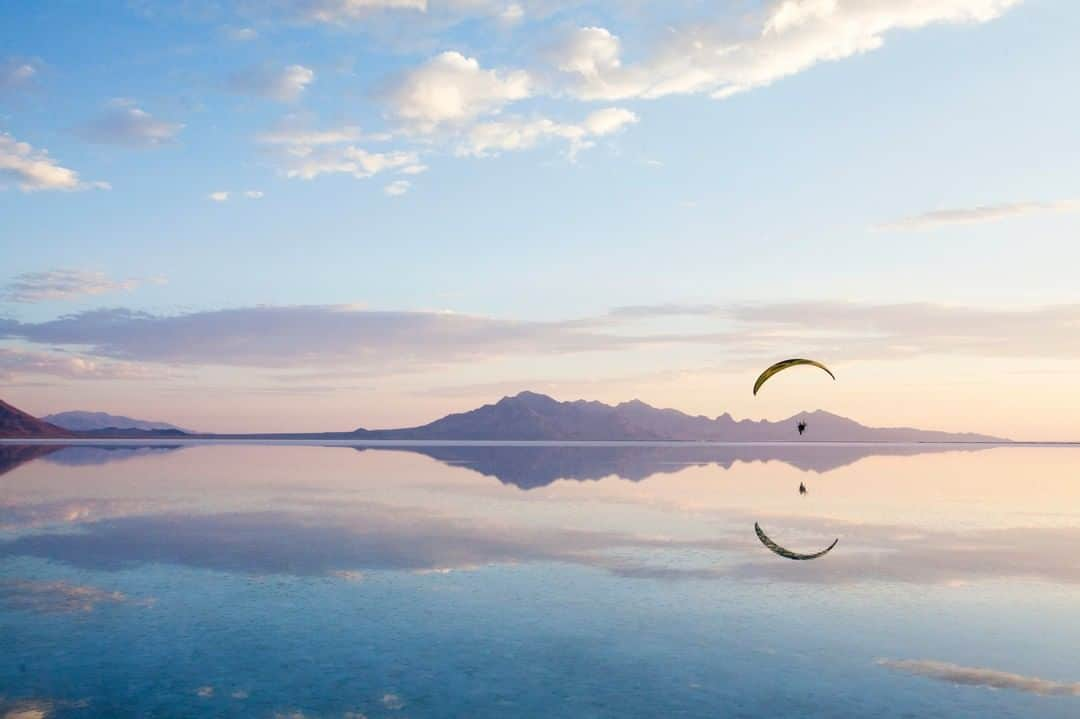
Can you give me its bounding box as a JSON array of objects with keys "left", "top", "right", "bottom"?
[{"left": 2, "top": 0, "right": 1079, "bottom": 439}]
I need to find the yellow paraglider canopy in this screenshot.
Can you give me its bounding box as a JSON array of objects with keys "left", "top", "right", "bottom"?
[{"left": 752, "top": 358, "right": 835, "bottom": 396}]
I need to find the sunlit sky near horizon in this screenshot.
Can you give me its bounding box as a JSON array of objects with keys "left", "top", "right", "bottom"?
[{"left": 3, "top": 0, "right": 1080, "bottom": 438}]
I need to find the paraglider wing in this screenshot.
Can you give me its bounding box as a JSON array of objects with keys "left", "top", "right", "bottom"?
[
  {"left": 754, "top": 522, "right": 837, "bottom": 561},
  {"left": 753, "top": 358, "right": 836, "bottom": 396}
]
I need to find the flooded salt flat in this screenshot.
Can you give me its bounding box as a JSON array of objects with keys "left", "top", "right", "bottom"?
[{"left": 2, "top": 442, "right": 1079, "bottom": 717}]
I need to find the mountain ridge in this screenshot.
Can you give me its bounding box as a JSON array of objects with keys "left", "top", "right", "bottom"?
[
  {"left": 42, "top": 410, "right": 192, "bottom": 433},
  {"left": 349, "top": 391, "right": 1005, "bottom": 443},
  {"left": 0, "top": 399, "right": 75, "bottom": 438},
  {"left": 2, "top": 392, "right": 1007, "bottom": 442}
]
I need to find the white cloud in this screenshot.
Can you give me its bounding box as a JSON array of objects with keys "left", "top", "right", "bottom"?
[
  {"left": 0, "top": 132, "right": 108, "bottom": 192},
  {"left": 876, "top": 199, "right": 1080, "bottom": 231},
  {"left": 79, "top": 99, "right": 184, "bottom": 147},
  {"left": 548, "top": 1, "right": 1022, "bottom": 101},
  {"left": 385, "top": 51, "right": 531, "bottom": 132},
  {"left": 384, "top": 179, "right": 411, "bottom": 196},
  {"left": 582, "top": 106, "right": 638, "bottom": 136},
  {"left": 226, "top": 26, "right": 258, "bottom": 41},
  {"left": 208, "top": 191, "right": 230, "bottom": 201},
  {"left": 244, "top": 190, "right": 264, "bottom": 198},
  {"left": 283, "top": 146, "right": 420, "bottom": 180},
  {"left": 285, "top": 0, "right": 427, "bottom": 24},
  {"left": 458, "top": 107, "right": 637, "bottom": 158},
  {"left": 878, "top": 659, "right": 1080, "bottom": 696},
  {"left": 499, "top": 3, "right": 524, "bottom": 25},
  {"left": 228, "top": 64, "right": 315, "bottom": 102},
  {"left": 256, "top": 125, "right": 365, "bottom": 147},
  {"left": 255, "top": 119, "right": 418, "bottom": 181},
  {"left": 1, "top": 58, "right": 38, "bottom": 91},
  {"left": 2, "top": 269, "right": 157, "bottom": 302}
]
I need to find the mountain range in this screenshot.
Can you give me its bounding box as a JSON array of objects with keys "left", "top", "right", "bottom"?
[
  {"left": 0, "top": 391, "right": 1006, "bottom": 442},
  {"left": 42, "top": 411, "right": 191, "bottom": 433},
  {"left": 349, "top": 391, "right": 1004, "bottom": 442}
]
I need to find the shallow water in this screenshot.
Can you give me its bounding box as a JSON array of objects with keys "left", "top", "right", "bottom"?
[{"left": 2, "top": 442, "right": 1079, "bottom": 718}]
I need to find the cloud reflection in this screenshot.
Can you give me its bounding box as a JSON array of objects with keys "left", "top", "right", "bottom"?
[
  {"left": 0, "top": 507, "right": 729, "bottom": 577},
  {"left": 0, "top": 579, "right": 152, "bottom": 614},
  {"left": 878, "top": 659, "right": 1080, "bottom": 696}
]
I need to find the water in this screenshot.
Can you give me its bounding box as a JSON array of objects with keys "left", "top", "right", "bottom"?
[{"left": 2, "top": 441, "right": 1079, "bottom": 718}]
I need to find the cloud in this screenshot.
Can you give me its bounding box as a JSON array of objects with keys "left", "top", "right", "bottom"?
[
  {"left": 384, "top": 51, "right": 531, "bottom": 132},
  {"left": 78, "top": 99, "right": 184, "bottom": 147},
  {"left": 0, "top": 305, "right": 652, "bottom": 368},
  {"left": 225, "top": 26, "right": 258, "bottom": 41},
  {"left": 0, "top": 347, "right": 156, "bottom": 381},
  {"left": 8, "top": 300, "right": 1080, "bottom": 374},
  {"left": 876, "top": 199, "right": 1080, "bottom": 231},
  {"left": 2, "top": 269, "right": 154, "bottom": 302},
  {"left": 281, "top": 146, "right": 420, "bottom": 180},
  {"left": 228, "top": 64, "right": 315, "bottom": 102},
  {"left": 0, "top": 58, "right": 39, "bottom": 91},
  {"left": 0, "top": 132, "right": 108, "bottom": 192},
  {"left": 878, "top": 659, "right": 1080, "bottom": 696},
  {"left": 384, "top": 179, "right": 411, "bottom": 196},
  {"left": 546, "top": 1, "right": 1021, "bottom": 101},
  {"left": 724, "top": 301, "right": 1080, "bottom": 361},
  {"left": 282, "top": 0, "right": 427, "bottom": 24},
  {"left": 208, "top": 190, "right": 263, "bottom": 201},
  {"left": 457, "top": 106, "right": 637, "bottom": 158},
  {"left": 256, "top": 124, "right": 366, "bottom": 146}
]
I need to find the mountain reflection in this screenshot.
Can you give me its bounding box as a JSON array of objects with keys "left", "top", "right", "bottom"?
[
  {"left": 2, "top": 442, "right": 994, "bottom": 488},
  {"left": 355, "top": 443, "right": 992, "bottom": 488},
  {"left": 0, "top": 444, "right": 183, "bottom": 477}
]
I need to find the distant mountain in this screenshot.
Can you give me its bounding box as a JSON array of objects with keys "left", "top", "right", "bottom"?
[
  {"left": 0, "top": 399, "right": 73, "bottom": 439},
  {"left": 42, "top": 411, "right": 191, "bottom": 433},
  {"left": 1, "top": 391, "right": 1007, "bottom": 442},
  {"left": 352, "top": 391, "right": 1005, "bottom": 442}
]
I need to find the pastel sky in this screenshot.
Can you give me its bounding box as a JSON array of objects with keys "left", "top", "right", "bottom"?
[{"left": 2, "top": 0, "right": 1079, "bottom": 438}]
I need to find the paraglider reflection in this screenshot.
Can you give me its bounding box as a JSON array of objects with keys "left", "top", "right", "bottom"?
[{"left": 754, "top": 522, "right": 837, "bottom": 561}]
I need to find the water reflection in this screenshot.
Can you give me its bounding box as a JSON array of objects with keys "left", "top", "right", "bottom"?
[
  {"left": 1, "top": 441, "right": 994, "bottom": 487},
  {"left": 3, "top": 442, "right": 1080, "bottom": 717}
]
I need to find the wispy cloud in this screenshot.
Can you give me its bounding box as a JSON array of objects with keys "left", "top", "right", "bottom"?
[
  {"left": 6, "top": 301, "right": 1080, "bottom": 373},
  {"left": 876, "top": 199, "right": 1080, "bottom": 231},
  {"left": 228, "top": 64, "right": 314, "bottom": 102},
  {"left": 2, "top": 269, "right": 160, "bottom": 302},
  {"left": 255, "top": 124, "right": 366, "bottom": 146},
  {"left": 281, "top": 0, "right": 427, "bottom": 25},
  {"left": 878, "top": 659, "right": 1080, "bottom": 696},
  {"left": 208, "top": 190, "right": 263, "bottom": 201},
  {"left": 0, "top": 132, "right": 109, "bottom": 192},
  {"left": 0, "top": 347, "right": 157, "bottom": 381},
  {"left": 384, "top": 179, "right": 411, "bottom": 196},
  {"left": 78, "top": 99, "right": 184, "bottom": 147},
  {"left": 0, "top": 57, "right": 39, "bottom": 92},
  {"left": 457, "top": 107, "right": 638, "bottom": 159}
]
